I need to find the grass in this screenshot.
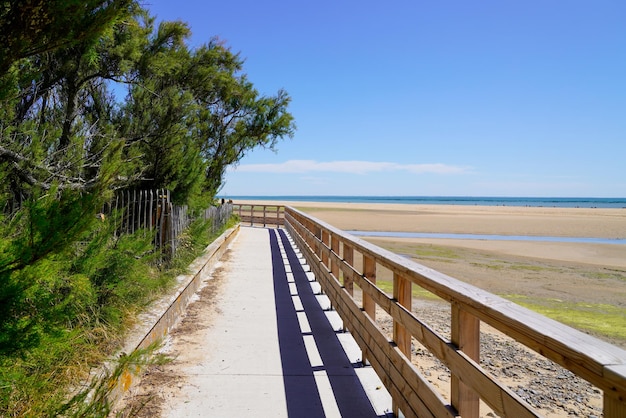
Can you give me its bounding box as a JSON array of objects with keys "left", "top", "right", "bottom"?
[
  {"left": 411, "top": 245, "right": 460, "bottom": 260},
  {"left": 583, "top": 270, "right": 626, "bottom": 282},
  {"left": 469, "top": 261, "right": 552, "bottom": 272},
  {"left": 374, "top": 279, "right": 625, "bottom": 343},
  {"left": 502, "top": 294, "right": 626, "bottom": 341},
  {"left": 368, "top": 241, "right": 462, "bottom": 262}
]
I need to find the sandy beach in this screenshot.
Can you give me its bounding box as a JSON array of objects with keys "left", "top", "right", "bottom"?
[
  {"left": 254, "top": 200, "right": 626, "bottom": 237},
  {"left": 238, "top": 199, "right": 626, "bottom": 261},
  {"left": 237, "top": 199, "right": 626, "bottom": 338}
]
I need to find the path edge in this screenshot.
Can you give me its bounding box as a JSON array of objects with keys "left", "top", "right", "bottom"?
[{"left": 108, "top": 224, "right": 240, "bottom": 405}]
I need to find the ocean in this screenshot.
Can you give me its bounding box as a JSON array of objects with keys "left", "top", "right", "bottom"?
[{"left": 223, "top": 196, "right": 626, "bottom": 209}]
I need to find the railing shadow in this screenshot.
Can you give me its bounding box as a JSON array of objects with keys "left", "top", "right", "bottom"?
[{"left": 269, "top": 228, "right": 387, "bottom": 417}]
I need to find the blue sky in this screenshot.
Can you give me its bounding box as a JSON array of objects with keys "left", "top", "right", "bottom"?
[{"left": 145, "top": 1, "right": 626, "bottom": 197}]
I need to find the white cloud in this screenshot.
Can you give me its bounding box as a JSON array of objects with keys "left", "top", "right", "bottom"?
[{"left": 233, "top": 160, "right": 470, "bottom": 175}]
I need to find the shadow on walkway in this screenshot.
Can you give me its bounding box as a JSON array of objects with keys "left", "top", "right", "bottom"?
[{"left": 269, "top": 228, "right": 389, "bottom": 417}]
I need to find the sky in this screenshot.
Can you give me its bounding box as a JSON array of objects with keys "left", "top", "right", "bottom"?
[{"left": 144, "top": 1, "right": 626, "bottom": 197}]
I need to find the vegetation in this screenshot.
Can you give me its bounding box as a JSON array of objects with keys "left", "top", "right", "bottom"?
[
  {"left": 364, "top": 239, "right": 626, "bottom": 346},
  {"left": 0, "top": 1, "right": 294, "bottom": 209},
  {"left": 0, "top": 1, "right": 293, "bottom": 415},
  {"left": 503, "top": 295, "right": 626, "bottom": 342},
  {"left": 0, "top": 214, "right": 236, "bottom": 416}
]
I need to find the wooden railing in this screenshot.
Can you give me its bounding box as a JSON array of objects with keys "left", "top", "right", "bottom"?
[
  {"left": 284, "top": 206, "right": 626, "bottom": 418},
  {"left": 232, "top": 203, "right": 284, "bottom": 227}
]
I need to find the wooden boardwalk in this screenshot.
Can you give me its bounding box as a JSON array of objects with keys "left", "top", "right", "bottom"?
[
  {"left": 117, "top": 204, "right": 626, "bottom": 417},
  {"left": 151, "top": 226, "right": 392, "bottom": 417}
]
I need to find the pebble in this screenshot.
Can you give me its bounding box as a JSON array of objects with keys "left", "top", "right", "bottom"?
[{"left": 376, "top": 302, "right": 604, "bottom": 417}]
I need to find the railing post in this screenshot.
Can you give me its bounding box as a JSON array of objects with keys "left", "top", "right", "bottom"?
[
  {"left": 393, "top": 272, "right": 411, "bottom": 356},
  {"left": 342, "top": 242, "right": 354, "bottom": 333},
  {"left": 362, "top": 254, "right": 376, "bottom": 365},
  {"left": 363, "top": 255, "right": 376, "bottom": 319},
  {"left": 393, "top": 272, "right": 412, "bottom": 417},
  {"left": 451, "top": 304, "right": 480, "bottom": 418},
  {"left": 315, "top": 226, "right": 322, "bottom": 259},
  {"left": 330, "top": 234, "right": 339, "bottom": 279},
  {"left": 605, "top": 393, "right": 626, "bottom": 418},
  {"left": 342, "top": 243, "right": 354, "bottom": 296},
  {"left": 263, "top": 205, "right": 267, "bottom": 227},
  {"left": 321, "top": 230, "right": 329, "bottom": 268}
]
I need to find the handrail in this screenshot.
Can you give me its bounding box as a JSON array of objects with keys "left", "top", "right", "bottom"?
[
  {"left": 284, "top": 206, "right": 626, "bottom": 418},
  {"left": 232, "top": 203, "right": 284, "bottom": 227}
]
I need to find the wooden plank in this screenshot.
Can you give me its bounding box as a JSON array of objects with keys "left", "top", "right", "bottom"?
[
  {"left": 122, "top": 190, "right": 127, "bottom": 233},
  {"left": 604, "top": 364, "right": 626, "bottom": 416},
  {"left": 363, "top": 254, "right": 376, "bottom": 320},
  {"left": 321, "top": 230, "right": 329, "bottom": 268},
  {"left": 390, "top": 301, "right": 539, "bottom": 417},
  {"left": 330, "top": 233, "right": 339, "bottom": 279},
  {"left": 343, "top": 242, "right": 354, "bottom": 296},
  {"left": 148, "top": 190, "right": 153, "bottom": 231},
  {"left": 335, "top": 293, "right": 455, "bottom": 418},
  {"left": 352, "top": 270, "right": 392, "bottom": 313},
  {"left": 604, "top": 392, "right": 626, "bottom": 418},
  {"left": 393, "top": 272, "right": 412, "bottom": 357},
  {"left": 362, "top": 254, "right": 376, "bottom": 365},
  {"left": 451, "top": 305, "right": 480, "bottom": 418}
]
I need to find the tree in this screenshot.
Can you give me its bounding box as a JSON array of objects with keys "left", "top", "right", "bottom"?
[
  {"left": 0, "top": 0, "right": 134, "bottom": 78},
  {"left": 0, "top": 1, "right": 144, "bottom": 209},
  {"left": 118, "top": 26, "right": 295, "bottom": 204},
  {"left": 187, "top": 41, "right": 295, "bottom": 196}
]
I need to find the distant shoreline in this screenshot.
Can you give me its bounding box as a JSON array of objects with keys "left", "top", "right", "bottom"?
[
  {"left": 232, "top": 199, "right": 626, "bottom": 267},
  {"left": 223, "top": 195, "right": 626, "bottom": 209}
]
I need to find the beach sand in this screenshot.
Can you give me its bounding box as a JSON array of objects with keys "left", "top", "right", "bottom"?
[
  {"left": 238, "top": 199, "right": 626, "bottom": 259},
  {"left": 237, "top": 199, "right": 626, "bottom": 330}
]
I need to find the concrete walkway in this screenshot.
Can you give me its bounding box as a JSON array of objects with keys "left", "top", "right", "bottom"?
[{"left": 161, "top": 226, "right": 392, "bottom": 417}]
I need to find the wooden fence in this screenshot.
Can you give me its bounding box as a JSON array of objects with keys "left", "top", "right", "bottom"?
[
  {"left": 281, "top": 206, "right": 626, "bottom": 418},
  {"left": 231, "top": 203, "right": 284, "bottom": 227},
  {"left": 106, "top": 189, "right": 232, "bottom": 259}
]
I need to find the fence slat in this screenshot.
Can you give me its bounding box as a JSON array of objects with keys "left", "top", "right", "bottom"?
[{"left": 102, "top": 190, "right": 231, "bottom": 262}]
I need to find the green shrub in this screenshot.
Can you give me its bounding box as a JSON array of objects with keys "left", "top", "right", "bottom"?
[{"left": 0, "top": 207, "right": 236, "bottom": 416}]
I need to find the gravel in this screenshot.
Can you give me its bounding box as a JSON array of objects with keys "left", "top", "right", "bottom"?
[{"left": 375, "top": 300, "right": 604, "bottom": 418}]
